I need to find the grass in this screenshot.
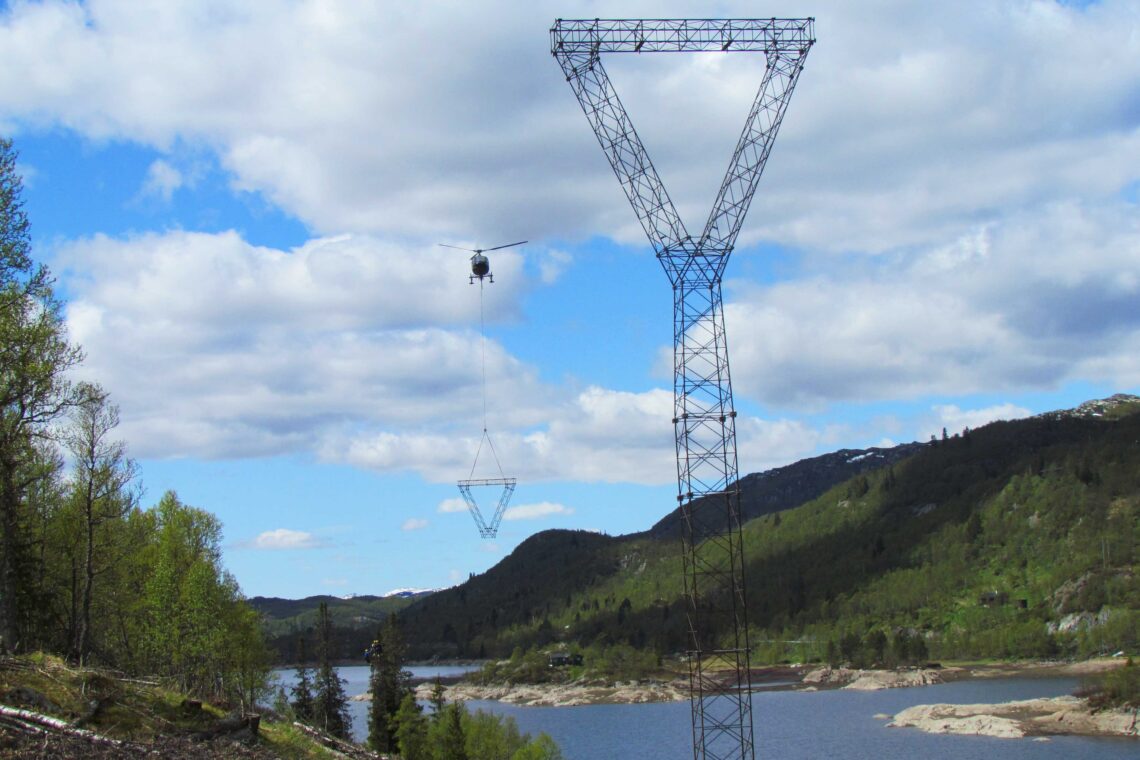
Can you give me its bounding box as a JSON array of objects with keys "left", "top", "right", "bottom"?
[{"left": 0, "top": 653, "right": 351, "bottom": 757}]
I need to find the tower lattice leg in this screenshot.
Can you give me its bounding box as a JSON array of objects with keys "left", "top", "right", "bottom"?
[{"left": 551, "top": 18, "right": 815, "bottom": 759}]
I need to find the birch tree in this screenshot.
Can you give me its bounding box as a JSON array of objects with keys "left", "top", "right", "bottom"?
[{"left": 0, "top": 137, "right": 82, "bottom": 651}]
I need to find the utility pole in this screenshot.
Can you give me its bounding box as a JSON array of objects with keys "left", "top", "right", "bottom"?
[{"left": 552, "top": 18, "right": 815, "bottom": 759}]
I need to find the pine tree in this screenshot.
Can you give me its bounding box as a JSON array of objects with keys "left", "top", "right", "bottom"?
[{"left": 312, "top": 602, "right": 350, "bottom": 738}]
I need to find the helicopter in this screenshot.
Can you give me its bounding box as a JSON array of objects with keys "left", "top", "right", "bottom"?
[{"left": 439, "top": 240, "right": 527, "bottom": 283}]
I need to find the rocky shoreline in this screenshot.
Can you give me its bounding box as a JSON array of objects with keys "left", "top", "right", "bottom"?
[
  {"left": 415, "top": 678, "right": 690, "bottom": 707},
  {"left": 377, "top": 658, "right": 1138, "bottom": 741},
  {"left": 887, "top": 696, "right": 1138, "bottom": 739}
]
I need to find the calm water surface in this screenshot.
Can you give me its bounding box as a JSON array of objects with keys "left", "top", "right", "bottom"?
[{"left": 280, "top": 667, "right": 1136, "bottom": 759}]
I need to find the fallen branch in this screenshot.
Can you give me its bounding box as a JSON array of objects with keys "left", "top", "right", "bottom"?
[
  {"left": 0, "top": 703, "right": 125, "bottom": 747},
  {"left": 292, "top": 721, "right": 384, "bottom": 759},
  {"left": 0, "top": 713, "right": 50, "bottom": 734}
]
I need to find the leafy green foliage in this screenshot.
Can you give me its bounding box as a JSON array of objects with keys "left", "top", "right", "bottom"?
[
  {"left": 119, "top": 492, "right": 273, "bottom": 705},
  {"left": 1077, "top": 659, "right": 1140, "bottom": 709},
  {"left": 0, "top": 136, "right": 84, "bottom": 654},
  {"left": 395, "top": 689, "right": 563, "bottom": 760},
  {"left": 0, "top": 137, "right": 268, "bottom": 730},
  {"left": 470, "top": 642, "right": 661, "bottom": 686}
]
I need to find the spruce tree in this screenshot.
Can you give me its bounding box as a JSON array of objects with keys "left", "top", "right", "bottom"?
[
  {"left": 368, "top": 612, "right": 411, "bottom": 751},
  {"left": 429, "top": 675, "right": 447, "bottom": 717},
  {"left": 393, "top": 692, "right": 428, "bottom": 760},
  {"left": 290, "top": 637, "right": 315, "bottom": 722},
  {"left": 427, "top": 703, "right": 468, "bottom": 760},
  {"left": 312, "top": 602, "right": 350, "bottom": 738}
]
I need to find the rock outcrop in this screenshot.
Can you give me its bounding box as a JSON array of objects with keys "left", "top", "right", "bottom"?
[
  {"left": 888, "top": 696, "right": 1139, "bottom": 739},
  {"left": 409, "top": 679, "right": 689, "bottom": 707},
  {"left": 801, "top": 666, "right": 947, "bottom": 691}
]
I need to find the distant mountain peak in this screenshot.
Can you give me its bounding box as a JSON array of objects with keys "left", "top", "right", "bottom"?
[
  {"left": 1039, "top": 393, "right": 1140, "bottom": 421},
  {"left": 384, "top": 587, "right": 439, "bottom": 598}
]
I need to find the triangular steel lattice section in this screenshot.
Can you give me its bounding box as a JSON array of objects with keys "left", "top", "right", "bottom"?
[{"left": 457, "top": 477, "right": 517, "bottom": 539}]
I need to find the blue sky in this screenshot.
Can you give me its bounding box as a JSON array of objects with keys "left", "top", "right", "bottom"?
[{"left": 2, "top": 0, "right": 1138, "bottom": 599}]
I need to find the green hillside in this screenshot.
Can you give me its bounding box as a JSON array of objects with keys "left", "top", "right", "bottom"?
[
  {"left": 251, "top": 593, "right": 425, "bottom": 638},
  {"left": 251, "top": 593, "right": 430, "bottom": 662},
  {"left": 395, "top": 397, "right": 1139, "bottom": 663}
]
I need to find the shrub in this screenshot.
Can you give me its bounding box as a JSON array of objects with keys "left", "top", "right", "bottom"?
[{"left": 1076, "top": 659, "right": 1140, "bottom": 710}]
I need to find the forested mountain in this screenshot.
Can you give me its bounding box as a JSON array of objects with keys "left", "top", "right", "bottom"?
[
  {"left": 251, "top": 592, "right": 428, "bottom": 642},
  {"left": 641, "top": 442, "right": 925, "bottom": 540},
  {"left": 263, "top": 440, "right": 933, "bottom": 661},
  {"left": 387, "top": 395, "right": 1139, "bottom": 662}
]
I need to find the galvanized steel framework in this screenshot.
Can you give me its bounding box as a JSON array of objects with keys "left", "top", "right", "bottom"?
[{"left": 551, "top": 18, "right": 814, "bottom": 760}]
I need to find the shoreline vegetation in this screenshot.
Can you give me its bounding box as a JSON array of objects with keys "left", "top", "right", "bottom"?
[{"left": 375, "top": 658, "right": 1138, "bottom": 740}]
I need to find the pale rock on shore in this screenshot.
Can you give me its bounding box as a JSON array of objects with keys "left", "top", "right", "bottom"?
[
  {"left": 801, "top": 666, "right": 948, "bottom": 691},
  {"left": 888, "top": 696, "right": 1139, "bottom": 739},
  {"left": 412, "top": 679, "right": 689, "bottom": 707}
]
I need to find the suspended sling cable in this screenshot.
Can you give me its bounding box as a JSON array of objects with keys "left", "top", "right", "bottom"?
[{"left": 441, "top": 241, "right": 525, "bottom": 538}]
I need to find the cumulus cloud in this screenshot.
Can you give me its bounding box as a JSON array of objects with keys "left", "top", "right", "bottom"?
[
  {"left": 727, "top": 200, "right": 1140, "bottom": 409},
  {"left": 437, "top": 498, "right": 468, "bottom": 514},
  {"left": 2, "top": 1, "right": 1135, "bottom": 251},
  {"left": 139, "top": 159, "right": 183, "bottom": 202},
  {"left": 338, "top": 386, "right": 674, "bottom": 484},
  {"left": 245, "top": 528, "right": 324, "bottom": 550},
  {"left": 927, "top": 403, "right": 1032, "bottom": 440},
  {"left": 1, "top": 0, "right": 1136, "bottom": 492},
  {"left": 504, "top": 501, "right": 573, "bottom": 521},
  {"left": 56, "top": 230, "right": 547, "bottom": 459},
  {"left": 401, "top": 518, "right": 429, "bottom": 531}
]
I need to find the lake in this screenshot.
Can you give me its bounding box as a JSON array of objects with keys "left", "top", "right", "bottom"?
[{"left": 276, "top": 666, "right": 1137, "bottom": 759}]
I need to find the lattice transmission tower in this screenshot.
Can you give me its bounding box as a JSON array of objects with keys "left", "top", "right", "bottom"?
[{"left": 551, "top": 18, "right": 814, "bottom": 760}]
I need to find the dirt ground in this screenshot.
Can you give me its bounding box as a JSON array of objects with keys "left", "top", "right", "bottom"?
[{"left": 0, "top": 726, "right": 285, "bottom": 759}]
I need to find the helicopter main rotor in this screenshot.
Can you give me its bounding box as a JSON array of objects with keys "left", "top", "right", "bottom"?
[{"left": 439, "top": 240, "right": 527, "bottom": 284}]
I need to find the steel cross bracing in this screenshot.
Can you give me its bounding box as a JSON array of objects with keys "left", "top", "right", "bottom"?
[
  {"left": 552, "top": 18, "right": 814, "bottom": 760},
  {"left": 457, "top": 478, "right": 517, "bottom": 539}
]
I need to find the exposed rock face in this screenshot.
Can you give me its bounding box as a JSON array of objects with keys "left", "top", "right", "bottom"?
[
  {"left": 889, "top": 697, "right": 1139, "bottom": 739},
  {"left": 1037, "top": 393, "right": 1140, "bottom": 421}
]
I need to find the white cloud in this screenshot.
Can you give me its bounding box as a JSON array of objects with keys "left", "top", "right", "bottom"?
[
  {"left": 726, "top": 200, "right": 1140, "bottom": 409},
  {"left": 139, "top": 159, "right": 183, "bottom": 202},
  {"left": 57, "top": 230, "right": 549, "bottom": 459},
  {"left": 503, "top": 501, "right": 573, "bottom": 521},
  {"left": 928, "top": 403, "right": 1032, "bottom": 440},
  {"left": 2, "top": 1, "right": 1135, "bottom": 250},
  {"left": 3, "top": 0, "right": 1137, "bottom": 491},
  {"left": 246, "top": 528, "right": 323, "bottom": 550},
  {"left": 437, "top": 498, "right": 468, "bottom": 514},
  {"left": 401, "top": 518, "right": 429, "bottom": 531}
]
